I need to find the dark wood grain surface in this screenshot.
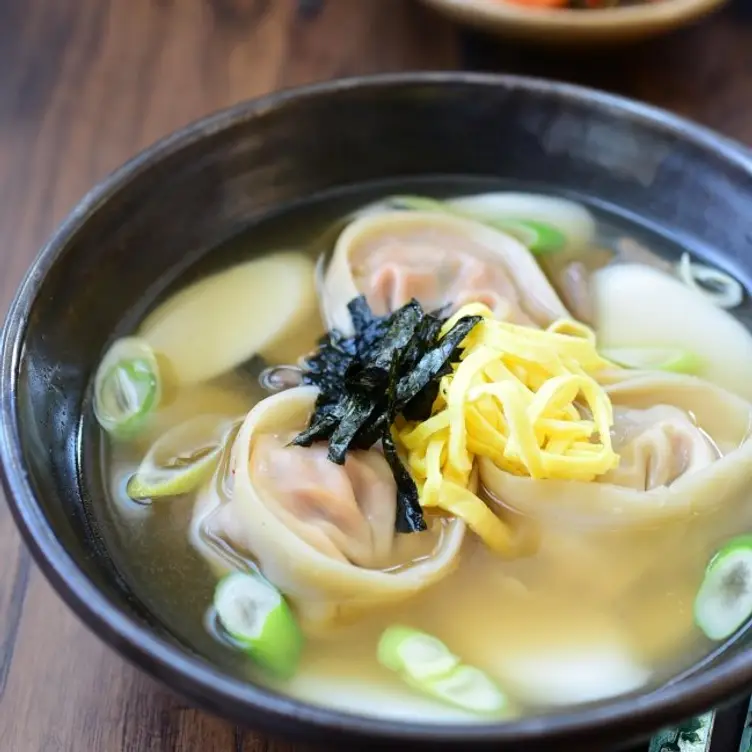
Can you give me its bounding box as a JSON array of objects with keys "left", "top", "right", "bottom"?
[{"left": 0, "top": 1, "right": 750, "bottom": 750}]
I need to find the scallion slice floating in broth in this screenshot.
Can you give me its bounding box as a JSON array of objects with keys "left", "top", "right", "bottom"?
[
  {"left": 678, "top": 252, "right": 744, "bottom": 309},
  {"left": 387, "top": 194, "right": 579, "bottom": 254},
  {"left": 377, "top": 626, "right": 508, "bottom": 715},
  {"left": 378, "top": 625, "right": 460, "bottom": 678},
  {"left": 484, "top": 218, "right": 566, "bottom": 254},
  {"left": 94, "top": 336, "right": 161, "bottom": 439},
  {"left": 426, "top": 666, "right": 510, "bottom": 715},
  {"left": 126, "top": 415, "right": 232, "bottom": 500},
  {"left": 448, "top": 192, "right": 595, "bottom": 252},
  {"left": 214, "top": 572, "right": 303, "bottom": 679},
  {"left": 600, "top": 347, "right": 703, "bottom": 374},
  {"left": 388, "top": 195, "right": 451, "bottom": 214},
  {"left": 694, "top": 537, "right": 752, "bottom": 642}
]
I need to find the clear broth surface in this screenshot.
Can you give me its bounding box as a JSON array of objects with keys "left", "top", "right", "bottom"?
[{"left": 90, "top": 178, "right": 752, "bottom": 721}]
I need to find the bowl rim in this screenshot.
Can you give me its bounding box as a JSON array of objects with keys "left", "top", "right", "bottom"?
[
  {"left": 419, "top": 0, "right": 727, "bottom": 31},
  {"left": 2, "top": 71, "right": 752, "bottom": 746}
]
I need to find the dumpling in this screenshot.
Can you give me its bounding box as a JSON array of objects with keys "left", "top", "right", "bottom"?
[
  {"left": 193, "top": 386, "right": 465, "bottom": 633},
  {"left": 249, "top": 434, "right": 397, "bottom": 568},
  {"left": 600, "top": 405, "right": 719, "bottom": 491},
  {"left": 479, "top": 370, "right": 752, "bottom": 528},
  {"left": 321, "top": 211, "right": 570, "bottom": 335}
]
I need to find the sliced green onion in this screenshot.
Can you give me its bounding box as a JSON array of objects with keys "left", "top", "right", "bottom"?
[
  {"left": 678, "top": 252, "right": 744, "bottom": 309},
  {"left": 388, "top": 195, "right": 452, "bottom": 214},
  {"left": 94, "top": 337, "right": 161, "bottom": 439},
  {"left": 378, "top": 625, "right": 460, "bottom": 679},
  {"left": 600, "top": 347, "right": 703, "bottom": 374},
  {"left": 387, "top": 195, "right": 565, "bottom": 254},
  {"left": 423, "top": 665, "right": 508, "bottom": 715},
  {"left": 126, "top": 415, "right": 231, "bottom": 500},
  {"left": 694, "top": 536, "right": 752, "bottom": 641},
  {"left": 214, "top": 571, "right": 303, "bottom": 679},
  {"left": 377, "top": 626, "right": 507, "bottom": 715},
  {"left": 486, "top": 219, "right": 566, "bottom": 254}
]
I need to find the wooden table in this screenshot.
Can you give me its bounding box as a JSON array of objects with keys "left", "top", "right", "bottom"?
[{"left": 1, "top": 1, "right": 751, "bottom": 749}]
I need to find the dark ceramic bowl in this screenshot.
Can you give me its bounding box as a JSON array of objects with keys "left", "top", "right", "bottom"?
[{"left": 3, "top": 73, "right": 752, "bottom": 751}]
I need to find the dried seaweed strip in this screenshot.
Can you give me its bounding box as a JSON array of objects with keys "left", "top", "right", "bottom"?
[
  {"left": 326, "top": 393, "right": 381, "bottom": 465},
  {"left": 383, "top": 430, "right": 425, "bottom": 533},
  {"left": 395, "top": 316, "right": 482, "bottom": 407},
  {"left": 383, "top": 356, "right": 425, "bottom": 533}
]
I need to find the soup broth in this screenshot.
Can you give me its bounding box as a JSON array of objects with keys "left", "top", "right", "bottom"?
[{"left": 90, "top": 179, "right": 752, "bottom": 722}]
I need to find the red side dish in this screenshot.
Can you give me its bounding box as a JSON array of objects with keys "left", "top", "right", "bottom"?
[{"left": 495, "top": 0, "right": 660, "bottom": 8}]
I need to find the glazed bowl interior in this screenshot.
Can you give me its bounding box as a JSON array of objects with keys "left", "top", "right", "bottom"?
[{"left": 3, "top": 73, "right": 752, "bottom": 750}]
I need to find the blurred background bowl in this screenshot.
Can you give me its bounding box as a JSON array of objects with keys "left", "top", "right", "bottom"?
[{"left": 417, "top": 0, "right": 729, "bottom": 45}]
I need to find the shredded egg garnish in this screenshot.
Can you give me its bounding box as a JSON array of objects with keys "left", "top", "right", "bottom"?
[{"left": 395, "top": 303, "right": 620, "bottom": 555}]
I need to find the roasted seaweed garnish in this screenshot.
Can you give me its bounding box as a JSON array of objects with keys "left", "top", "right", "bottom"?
[
  {"left": 293, "top": 295, "right": 481, "bottom": 533},
  {"left": 383, "top": 429, "right": 424, "bottom": 534},
  {"left": 383, "top": 356, "right": 424, "bottom": 534}
]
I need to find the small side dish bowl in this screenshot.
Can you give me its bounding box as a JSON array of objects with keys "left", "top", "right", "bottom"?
[
  {"left": 2, "top": 73, "right": 752, "bottom": 751},
  {"left": 417, "top": 0, "right": 729, "bottom": 45}
]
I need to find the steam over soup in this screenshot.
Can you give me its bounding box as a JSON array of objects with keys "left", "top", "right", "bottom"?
[{"left": 93, "top": 186, "right": 752, "bottom": 722}]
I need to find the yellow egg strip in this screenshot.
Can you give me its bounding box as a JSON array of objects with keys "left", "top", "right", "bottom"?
[
  {"left": 424, "top": 480, "right": 517, "bottom": 556},
  {"left": 396, "top": 302, "right": 620, "bottom": 556},
  {"left": 399, "top": 411, "right": 451, "bottom": 450},
  {"left": 546, "top": 318, "right": 597, "bottom": 342},
  {"left": 422, "top": 436, "right": 446, "bottom": 507},
  {"left": 446, "top": 346, "right": 500, "bottom": 477}
]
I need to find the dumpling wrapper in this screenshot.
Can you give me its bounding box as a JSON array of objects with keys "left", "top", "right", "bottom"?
[
  {"left": 321, "top": 211, "right": 570, "bottom": 335},
  {"left": 249, "top": 432, "right": 398, "bottom": 569},
  {"left": 480, "top": 370, "right": 752, "bottom": 527},
  {"left": 195, "top": 386, "right": 465, "bottom": 633},
  {"left": 140, "top": 252, "right": 322, "bottom": 384},
  {"left": 601, "top": 404, "right": 719, "bottom": 490},
  {"left": 356, "top": 193, "right": 602, "bottom": 323}
]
